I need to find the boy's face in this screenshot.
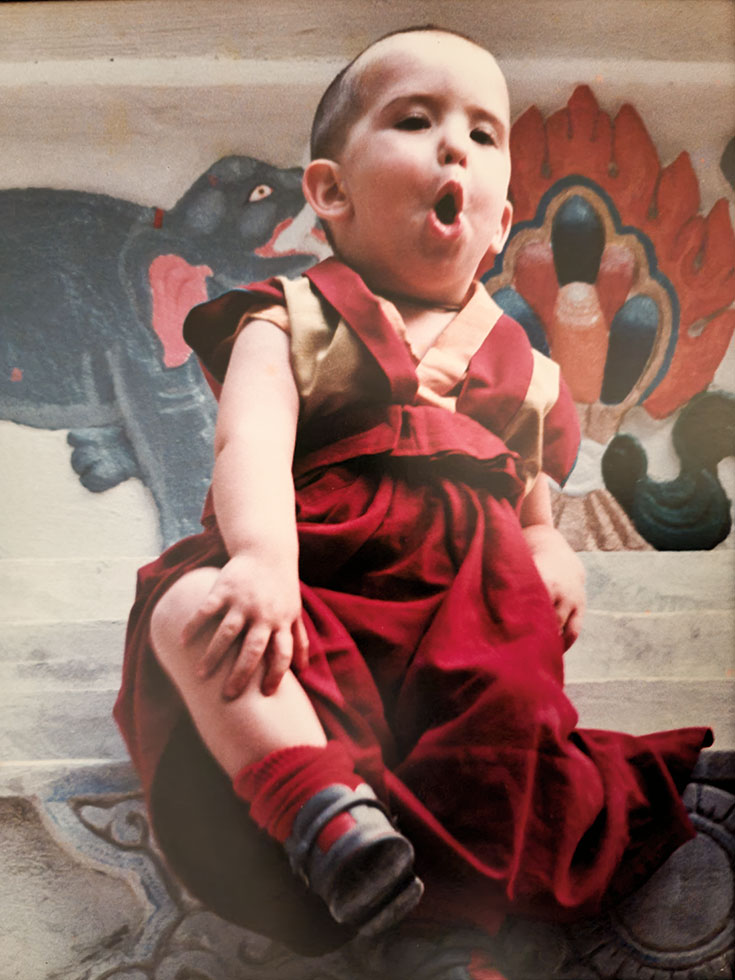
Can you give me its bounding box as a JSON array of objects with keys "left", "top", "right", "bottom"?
[{"left": 327, "top": 32, "right": 512, "bottom": 303}]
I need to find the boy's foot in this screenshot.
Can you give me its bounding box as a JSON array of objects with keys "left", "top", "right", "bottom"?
[{"left": 285, "top": 782, "right": 424, "bottom": 935}]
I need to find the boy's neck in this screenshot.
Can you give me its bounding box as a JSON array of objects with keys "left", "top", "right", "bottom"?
[
  {"left": 376, "top": 287, "right": 463, "bottom": 314},
  {"left": 378, "top": 291, "right": 471, "bottom": 362},
  {"left": 332, "top": 248, "right": 476, "bottom": 313},
  {"left": 368, "top": 276, "right": 479, "bottom": 361}
]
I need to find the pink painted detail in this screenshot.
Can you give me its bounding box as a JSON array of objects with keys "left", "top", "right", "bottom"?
[
  {"left": 597, "top": 244, "right": 636, "bottom": 326},
  {"left": 148, "top": 254, "right": 213, "bottom": 368},
  {"left": 254, "top": 217, "right": 298, "bottom": 257},
  {"left": 10, "top": 367, "right": 23, "bottom": 382},
  {"left": 512, "top": 240, "right": 558, "bottom": 328},
  {"left": 550, "top": 282, "right": 609, "bottom": 404},
  {"left": 253, "top": 217, "right": 327, "bottom": 257}
]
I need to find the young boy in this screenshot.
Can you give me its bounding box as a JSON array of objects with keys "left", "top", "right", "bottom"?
[{"left": 115, "top": 25, "right": 712, "bottom": 976}]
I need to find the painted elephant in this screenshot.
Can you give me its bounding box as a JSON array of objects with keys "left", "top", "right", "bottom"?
[{"left": 1, "top": 156, "right": 321, "bottom": 545}]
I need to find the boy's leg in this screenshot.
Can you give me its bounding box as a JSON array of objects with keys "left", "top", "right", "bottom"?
[
  {"left": 150, "top": 566, "right": 327, "bottom": 774},
  {"left": 149, "top": 566, "right": 422, "bottom": 934},
  {"left": 151, "top": 716, "right": 352, "bottom": 956}
]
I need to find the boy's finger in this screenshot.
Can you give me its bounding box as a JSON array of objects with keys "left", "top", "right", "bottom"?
[
  {"left": 261, "top": 629, "right": 293, "bottom": 696},
  {"left": 563, "top": 607, "right": 583, "bottom": 649},
  {"left": 183, "top": 591, "right": 225, "bottom": 644},
  {"left": 198, "top": 610, "right": 245, "bottom": 678},
  {"left": 292, "top": 617, "right": 310, "bottom": 672},
  {"left": 553, "top": 595, "right": 569, "bottom": 628},
  {"left": 223, "top": 625, "right": 271, "bottom": 699}
]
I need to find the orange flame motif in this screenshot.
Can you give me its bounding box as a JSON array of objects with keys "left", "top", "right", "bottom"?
[{"left": 491, "top": 85, "right": 735, "bottom": 423}]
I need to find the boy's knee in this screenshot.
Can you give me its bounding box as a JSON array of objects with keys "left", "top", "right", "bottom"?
[{"left": 150, "top": 567, "right": 219, "bottom": 674}]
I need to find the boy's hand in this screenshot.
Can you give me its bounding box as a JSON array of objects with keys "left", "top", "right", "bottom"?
[
  {"left": 183, "top": 551, "right": 309, "bottom": 699},
  {"left": 522, "top": 524, "right": 586, "bottom": 649}
]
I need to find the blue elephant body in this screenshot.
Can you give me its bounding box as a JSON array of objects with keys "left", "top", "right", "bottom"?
[{"left": 1, "top": 157, "right": 317, "bottom": 545}]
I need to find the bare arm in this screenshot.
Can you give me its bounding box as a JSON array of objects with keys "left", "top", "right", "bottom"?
[
  {"left": 183, "top": 319, "right": 307, "bottom": 697},
  {"left": 520, "top": 476, "right": 586, "bottom": 648}
]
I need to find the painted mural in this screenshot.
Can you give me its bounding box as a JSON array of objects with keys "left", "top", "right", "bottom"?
[
  {"left": 1, "top": 156, "right": 323, "bottom": 545},
  {"left": 483, "top": 86, "right": 735, "bottom": 550},
  {"left": 2, "top": 88, "right": 733, "bottom": 550}
]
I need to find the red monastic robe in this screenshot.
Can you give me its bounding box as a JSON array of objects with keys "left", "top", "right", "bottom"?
[{"left": 114, "top": 258, "right": 711, "bottom": 956}]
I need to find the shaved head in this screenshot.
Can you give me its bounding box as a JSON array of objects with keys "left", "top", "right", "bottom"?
[{"left": 310, "top": 26, "right": 501, "bottom": 161}]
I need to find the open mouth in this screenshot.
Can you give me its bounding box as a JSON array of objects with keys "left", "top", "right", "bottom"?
[
  {"left": 435, "top": 194, "right": 457, "bottom": 225},
  {"left": 433, "top": 185, "right": 462, "bottom": 226}
]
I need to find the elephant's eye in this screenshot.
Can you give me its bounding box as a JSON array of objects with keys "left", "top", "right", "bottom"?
[{"left": 248, "top": 184, "right": 273, "bottom": 202}]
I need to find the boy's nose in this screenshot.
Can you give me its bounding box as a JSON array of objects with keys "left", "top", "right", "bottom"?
[
  {"left": 442, "top": 148, "right": 467, "bottom": 166},
  {"left": 439, "top": 130, "right": 468, "bottom": 167}
]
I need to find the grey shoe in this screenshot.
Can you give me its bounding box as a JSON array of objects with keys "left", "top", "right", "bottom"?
[{"left": 284, "top": 782, "right": 424, "bottom": 935}]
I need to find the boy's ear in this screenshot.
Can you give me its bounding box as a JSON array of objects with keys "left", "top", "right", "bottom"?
[
  {"left": 477, "top": 200, "right": 514, "bottom": 278},
  {"left": 302, "top": 159, "right": 351, "bottom": 224}
]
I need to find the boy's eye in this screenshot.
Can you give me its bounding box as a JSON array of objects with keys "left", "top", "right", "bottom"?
[
  {"left": 395, "top": 116, "right": 430, "bottom": 131},
  {"left": 471, "top": 129, "right": 495, "bottom": 146}
]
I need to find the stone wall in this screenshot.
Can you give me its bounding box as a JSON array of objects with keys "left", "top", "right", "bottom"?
[{"left": 1, "top": 2, "right": 734, "bottom": 978}]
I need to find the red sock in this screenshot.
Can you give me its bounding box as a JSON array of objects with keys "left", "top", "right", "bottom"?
[{"left": 233, "top": 741, "right": 363, "bottom": 852}]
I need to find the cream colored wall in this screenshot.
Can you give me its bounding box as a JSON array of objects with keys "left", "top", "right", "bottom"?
[
  {"left": 1, "top": 0, "right": 734, "bottom": 561},
  {"left": 2, "top": 0, "right": 733, "bottom": 205}
]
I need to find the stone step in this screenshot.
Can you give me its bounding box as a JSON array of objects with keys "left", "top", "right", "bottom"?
[
  {"left": 1, "top": 643, "right": 733, "bottom": 762},
  {"left": 2, "top": 676, "right": 730, "bottom": 763},
  {"left": 579, "top": 550, "right": 735, "bottom": 613},
  {"left": 4, "top": 0, "right": 732, "bottom": 64},
  {"left": 566, "top": 678, "right": 734, "bottom": 745},
  {"left": 1, "top": 551, "right": 732, "bottom": 759},
  {"left": 0, "top": 605, "right": 731, "bottom": 681},
  {"left": 0, "top": 557, "right": 144, "bottom": 624},
  {"left": 0, "top": 620, "right": 129, "bottom": 760},
  {"left": 2, "top": 550, "right": 733, "bottom": 621},
  {"left": 566, "top": 607, "right": 734, "bottom": 680},
  {"left": 0, "top": 692, "right": 129, "bottom": 762},
  {"left": 0, "top": 619, "right": 125, "bottom": 672}
]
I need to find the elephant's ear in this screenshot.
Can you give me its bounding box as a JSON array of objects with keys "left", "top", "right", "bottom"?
[{"left": 149, "top": 254, "right": 213, "bottom": 368}]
